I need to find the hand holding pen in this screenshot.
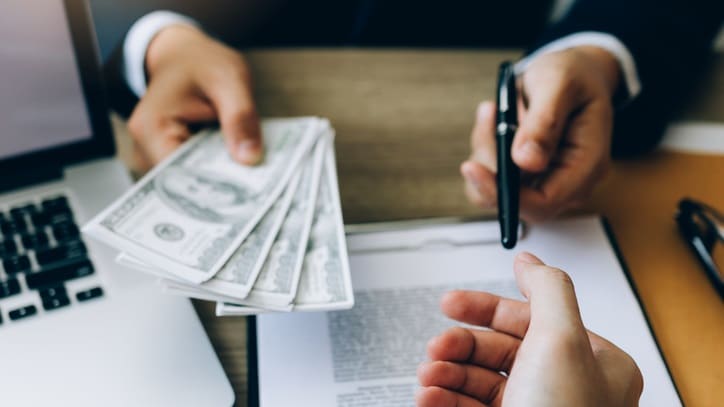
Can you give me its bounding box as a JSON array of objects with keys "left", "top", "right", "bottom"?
[{"left": 460, "top": 47, "right": 621, "bottom": 223}]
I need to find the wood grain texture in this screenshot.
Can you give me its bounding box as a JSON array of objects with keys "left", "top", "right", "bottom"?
[
  {"left": 247, "top": 49, "right": 524, "bottom": 223},
  {"left": 113, "top": 50, "right": 724, "bottom": 406}
]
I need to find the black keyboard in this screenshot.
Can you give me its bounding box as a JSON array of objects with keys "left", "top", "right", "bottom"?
[{"left": 0, "top": 195, "right": 103, "bottom": 325}]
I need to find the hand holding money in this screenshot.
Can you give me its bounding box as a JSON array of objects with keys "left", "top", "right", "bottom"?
[
  {"left": 83, "top": 117, "right": 354, "bottom": 315},
  {"left": 128, "top": 23, "right": 262, "bottom": 168}
]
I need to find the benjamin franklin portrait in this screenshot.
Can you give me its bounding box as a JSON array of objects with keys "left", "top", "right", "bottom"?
[{"left": 155, "top": 167, "right": 257, "bottom": 223}]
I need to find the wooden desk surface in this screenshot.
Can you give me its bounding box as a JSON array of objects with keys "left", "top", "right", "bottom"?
[{"left": 113, "top": 49, "right": 724, "bottom": 406}]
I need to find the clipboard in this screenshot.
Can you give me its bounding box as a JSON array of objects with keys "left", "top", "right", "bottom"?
[{"left": 245, "top": 216, "right": 682, "bottom": 407}]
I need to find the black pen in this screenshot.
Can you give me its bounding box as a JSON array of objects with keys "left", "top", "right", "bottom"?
[{"left": 495, "top": 61, "right": 520, "bottom": 249}]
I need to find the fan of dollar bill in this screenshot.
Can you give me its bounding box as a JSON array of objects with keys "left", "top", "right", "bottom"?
[{"left": 83, "top": 117, "right": 354, "bottom": 315}]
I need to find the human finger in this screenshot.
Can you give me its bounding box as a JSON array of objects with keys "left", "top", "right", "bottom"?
[
  {"left": 517, "top": 101, "right": 611, "bottom": 222},
  {"left": 418, "top": 361, "right": 506, "bottom": 404},
  {"left": 513, "top": 252, "right": 587, "bottom": 335},
  {"left": 416, "top": 386, "right": 489, "bottom": 407},
  {"left": 470, "top": 101, "right": 498, "bottom": 173},
  {"left": 202, "top": 60, "right": 263, "bottom": 165},
  {"left": 426, "top": 326, "right": 520, "bottom": 372},
  {"left": 440, "top": 291, "right": 530, "bottom": 338},
  {"left": 512, "top": 65, "right": 582, "bottom": 173},
  {"left": 461, "top": 160, "right": 497, "bottom": 208},
  {"left": 130, "top": 140, "right": 153, "bottom": 174},
  {"left": 127, "top": 102, "right": 192, "bottom": 165}
]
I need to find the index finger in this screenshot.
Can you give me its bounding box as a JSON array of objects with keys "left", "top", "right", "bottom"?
[
  {"left": 512, "top": 59, "right": 581, "bottom": 172},
  {"left": 441, "top": 290, "right": 530, "bottom": 339},
  {"left": 519, "top": 101, "right": 611, "bottom": 222}
]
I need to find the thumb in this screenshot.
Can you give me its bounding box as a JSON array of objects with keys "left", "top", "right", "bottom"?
[
  {"left": 512, "top": 73, "right": 579, "bottom": 172},
  {"left": 217, "top": 98, "right": 263, "bottom": 165},
  {"left": 513, "top": 252, "right": 586, "bottom": 334},
  {"left": 204, "top": 69, "right": 263, "bottom": 165}
]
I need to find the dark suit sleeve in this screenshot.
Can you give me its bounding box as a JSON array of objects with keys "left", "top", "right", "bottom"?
[
  {"left": 533, "top": 0, "right": 723, "bottom": 157},
  {"left": 95, "top": 1, "right": 287, "bottom": 117},
  {"left": 101, "top": 42, "right": 138, "bottom": 118}
]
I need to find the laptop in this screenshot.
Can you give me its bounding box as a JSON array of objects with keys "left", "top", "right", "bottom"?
[{"left": 0, "top": 1, "right": 234, "bottom": 405}]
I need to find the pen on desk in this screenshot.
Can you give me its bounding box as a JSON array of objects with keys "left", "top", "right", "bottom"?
[{"left": 495, "top": 61, "right": 520, "bottom": 249}]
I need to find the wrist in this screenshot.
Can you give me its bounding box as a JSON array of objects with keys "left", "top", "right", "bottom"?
[
  {"left": 145, "top": 24, "right": 204, "bottom": 79},
  {"left": 572, "top": 46, "right": 622, "bottom": 99}
]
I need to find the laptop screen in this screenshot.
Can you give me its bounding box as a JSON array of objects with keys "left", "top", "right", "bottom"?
[{"left": 0, "top": 0, "right": 93, "bottom": 161}]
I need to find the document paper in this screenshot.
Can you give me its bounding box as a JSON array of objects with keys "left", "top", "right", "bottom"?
[{"left": 254, "top": 217, "right": 681, "bottom": 406}]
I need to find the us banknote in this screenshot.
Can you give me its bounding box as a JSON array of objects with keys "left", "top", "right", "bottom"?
[
  {"left": 119, "top": 171, "right": 302, "bottom": 299},
  {"left": 163, "top": 134, "right": 328, "bottom": 309},
  {"left": 216, "top": 138, "right": 353, "bottom": 315},
  {"left": 201, "top": 171, "right": 301, "bottom": 298},
  {"left": 83, "top": 118, "right": 322, "bottom": 284},
  {"left": 292, "top": 142, "right": 353, "bottom": 311}
]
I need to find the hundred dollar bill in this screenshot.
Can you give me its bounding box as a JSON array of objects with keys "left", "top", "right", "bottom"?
[
  {"left": 291, "top": 142, "right": 353, "bottom": 311},
  {"left": 197, "top": 171, "right": 301, "bottom": 298},
  {"left": 216, "top": 134, "right": 354, "bottom": 315},
  {"left": 159, "top": 282, "right": 256, "bottom": 305},
  {"left": 119, "top": 171, "right": 301, "bottom": 299},
  {"left": 113, "top": 254, "right": 248, "bottom": 304},
  {"left": 215, "top": 302, "right": 265, "bottom": 316},
  {"left": 83, "top": 118, "right": 321, "bottom": 284},
  {"left": 115, "top": 252, "right": 179, "bottom": 282},
  {"left": 164, "top": 134, "right": 328, "bottom": 309}
]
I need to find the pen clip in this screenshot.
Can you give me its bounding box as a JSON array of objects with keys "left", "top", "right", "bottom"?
[{"left": 496, "top": 61, "right": 518, "bottom": 128}]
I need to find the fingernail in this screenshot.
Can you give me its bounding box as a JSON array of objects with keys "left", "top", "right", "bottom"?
[
  {"left": 517, "top": 252, "right": 541, "bottom": 264},
  {"left": 519, "top": 141, "right": 544, "bottom": 163},
  {"left": 237, "top": 140, "right": 262, "bottom": 164}
]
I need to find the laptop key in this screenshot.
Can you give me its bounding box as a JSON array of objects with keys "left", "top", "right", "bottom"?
[
  {"left": 0, "top": 278, "right": 21, "bottom": 299},
  {"left": 29, "top": 213, "right": 46, "bottom": 227},
  {"left": 9, "top": 210, "right": 27, "bottom": 224},
  {"left": 9, "top": 305, "right": 37, "bottom": 321},
  {"left": 52, "top": 222, "right": 80, "bottom": 242},
  {"left": 9, "top": 212, "right": 25, "bottom": 224},
  {"left": 3, "top": 255, "right": 31, "bottom": 275},
  {"left": 39, "top": 285, "right": 67, "bottom": 300},
  {"left": 31, "top": 211, "right": 73, "bottom": 228},
  {"left": 0, "top": 239, "right": 18, "bottom": 257},
  {"left": 0, "top": 220, "right": 12, "bottom": 236},
  {"left": 26, "top": 259, "right": 94, "bottom": 289},
  {"left": 76, "top": 286, "right": 103, "bottom": 302},
  {"left": 48, "top": 212, "right": 74, "bottom": 225},
  {"left": 41, "top": 197, "right": 70, "bottom": 213},
  {"left": 21, "top": 232, "right": 50, "bottom": 250},
  {"left": 35, "top": 241, "right": 87, "bottom": 266},
  {"left": 10, "top": 204, "right": 38, "bottom": 219},
  {"left": 42, "top": 296, "right": 70, "bottom": 311},
  {"left": 0, "top": 219, "right": 27, "bottom": 235}
]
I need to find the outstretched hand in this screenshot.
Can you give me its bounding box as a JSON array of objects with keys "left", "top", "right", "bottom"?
[
  {"left": 128, "top": 25, "right": 262, "bottom": 170},
  {"left": 417, "top": 252, "right": 643, "bottom": 407},
  {"left": 462, "top": 47, "right": 620, "bottom": 222}
]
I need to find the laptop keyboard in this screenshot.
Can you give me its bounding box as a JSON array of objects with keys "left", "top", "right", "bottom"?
[{"left": 0, "top": 195, "right": 103, "bottom": 325}]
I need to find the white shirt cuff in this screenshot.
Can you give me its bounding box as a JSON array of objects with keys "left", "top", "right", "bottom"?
[
  {"left": 514, "top": 31, "right": 642, "bottom": 101},
  {"left": 123, "top": 11, "right": 198, "bottom": 97}
]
